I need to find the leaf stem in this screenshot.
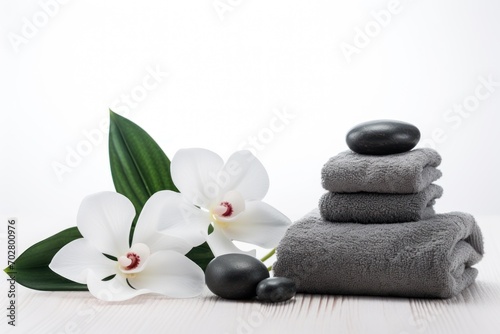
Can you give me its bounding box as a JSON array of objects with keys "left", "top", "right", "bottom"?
[{"left": 260, "top": 248, "right": 276, "bottom": 263}]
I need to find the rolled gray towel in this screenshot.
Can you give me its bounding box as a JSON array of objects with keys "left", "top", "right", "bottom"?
[
  {"left": 319, "top": 184, "right": 443, "bottom": 223},
  {"left": 321, "top": 148, "right": 442, "bottom": 194},
  {"left": 273, "top": 209, "right": 484, "bottom": 298}
]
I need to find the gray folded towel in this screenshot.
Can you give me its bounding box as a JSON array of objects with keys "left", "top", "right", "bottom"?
[
  {"left": 319, "top": 184, "right": 443, "bottom": 224},
  {"left": 273, "top": 209, "right": 483, "bottom": 298},
  {"left": 321, "top": 148, "right": 442, "bottom": 194}
]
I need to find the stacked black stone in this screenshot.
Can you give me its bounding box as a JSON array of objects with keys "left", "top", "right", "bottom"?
[{"left": 346, "top": 120, "right": 420, "bottom": 155}]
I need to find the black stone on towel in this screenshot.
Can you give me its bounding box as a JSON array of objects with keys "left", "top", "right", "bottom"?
[{"left": 346, "top": 119, "right": 420, "bottom": 155}]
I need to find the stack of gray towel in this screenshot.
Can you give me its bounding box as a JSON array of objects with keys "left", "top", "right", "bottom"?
[
  {"left": 274, "top": 148, "right": 484, "bottom": 298},
  {"left": 319, "top": 149, "right": 443, "bottom": 224}
]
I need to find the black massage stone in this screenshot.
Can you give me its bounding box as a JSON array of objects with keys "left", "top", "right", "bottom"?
[
  {"left": 346, "top": 119, "right": 420, "bottom": 155},
  {"left": 205, "top": 253, "right": 269, "bottom": 300}
]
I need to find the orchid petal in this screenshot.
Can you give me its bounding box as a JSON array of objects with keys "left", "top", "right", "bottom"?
[
  {"left": 218, "top": 201, "right": 291, "bottom": 248},
  {"left": 49, "top": 238, "right": 116, "bottom": 284},
  {"left": 220, "top": 150, "right": 269, "bottom": 201},
  {"left": 140, "top": 233, "right": 194, "bottom": 256},
  {"left": 171, "top": 148, "right": 224, "bottom": 208},
  {"left": 134, "top": 191, "right": 208, "bottom": 251},
  {"left": 86, "top": 270, "right": 150, "bottom": 301},
  {"left": 128, "top": 251, "right": 204, "bottom": 298},
  {"left": 206, "top": 226, "right": 256, "bottom": 257},
  {"left": 77, "top": 192, "right": 134, "bottom": 256}
]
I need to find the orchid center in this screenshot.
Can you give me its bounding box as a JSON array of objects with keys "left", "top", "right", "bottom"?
[
  {"left": 118, "top": 243, "right": 150, "bottom": 275},
  {"left": 118, "top": 252, "right": 140, "bottom": 270},
  {"left": 210, "top": 190, "right": 245, "bottom": 227},
  {"left": 213, "top": 202, "right": 233, "bottom": 217}
]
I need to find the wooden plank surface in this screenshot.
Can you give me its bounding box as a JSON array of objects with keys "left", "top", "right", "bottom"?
[{"left": 2, "top": 216, "right": 500, "bottom": 334}]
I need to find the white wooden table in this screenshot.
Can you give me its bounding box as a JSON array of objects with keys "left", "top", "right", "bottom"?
[{"left": 3, "top": 217, "right": 500, "bottom": 334}]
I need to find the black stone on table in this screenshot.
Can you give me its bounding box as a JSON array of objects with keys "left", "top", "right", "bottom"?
[
  {"left": 346, "top": 119, "right": 420, "bottom": 155},
  {"left": 256, "top": 277, "right": 296, "bottom": 303},
  {"left": 205, "top": 253, "right": 270, "bottom": 300}
]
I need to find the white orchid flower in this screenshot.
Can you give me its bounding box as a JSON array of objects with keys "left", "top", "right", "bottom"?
[
  {"left": 159, "top": 148, "right": 292, "bottom": 257},
  {"left": 49, "top": 191, "right": 205, "bottom": 301}
]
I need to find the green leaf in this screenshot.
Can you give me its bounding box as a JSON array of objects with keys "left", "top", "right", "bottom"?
[
  {"left": 109, "top": 110, "right": 215, "bottom": 269},
  {"left": 109, "top": 110, "right": 178, "bottom": 242},
  {"left": 4, "top": 227, "right": 87, "bottom": 291}
]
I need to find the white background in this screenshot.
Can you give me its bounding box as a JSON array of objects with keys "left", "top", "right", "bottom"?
[{"left": 1, "top": 0, "right": 500, "bottom": 251}]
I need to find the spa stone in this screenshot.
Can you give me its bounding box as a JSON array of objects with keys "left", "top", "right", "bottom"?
[
  {"left": 346, "top": 120, "right": 420, "bottom": 155},
  {"left": 256, "top": 277, "right": 296, "bottom": 303},
  {"left": 205, "top": 254, "right": 269, "bottom": 300}
]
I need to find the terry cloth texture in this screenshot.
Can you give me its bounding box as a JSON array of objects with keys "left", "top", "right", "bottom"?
[
  {"left": 319, "top": 184, "right": 443, "bottom": 224},
  {"left": 321, "top": 148, "right": 442, "bottom": 194},
  {"left": 273, "top": 209, "right": 483, "bottom": 298}
]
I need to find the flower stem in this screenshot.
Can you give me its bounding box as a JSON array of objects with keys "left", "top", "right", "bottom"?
[
  {"left": 260, "top": 248, "right": 276, "bottom": 263},
  {"left": 267, "top": 265, "right": 273, "bottom": 272}
]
